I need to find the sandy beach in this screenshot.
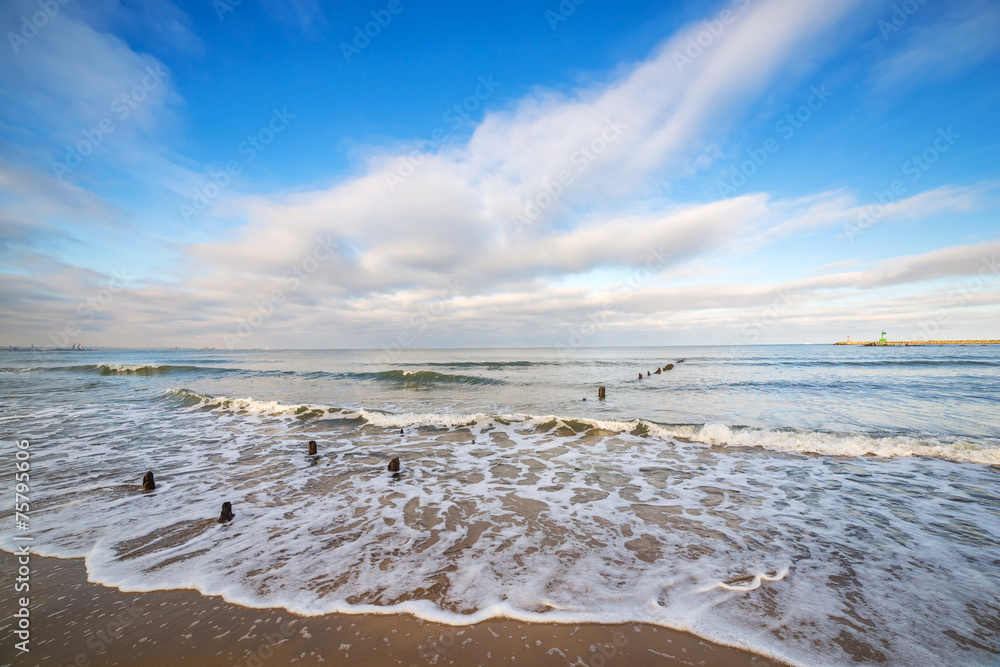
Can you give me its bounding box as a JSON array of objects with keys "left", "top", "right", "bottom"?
[{"left": 1, "top": 553, "right": 782, "bottom": 666}]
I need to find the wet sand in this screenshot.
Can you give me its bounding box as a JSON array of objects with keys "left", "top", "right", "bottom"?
[{"left": 1, "top": 553, "right": 785, "bottom": 666}]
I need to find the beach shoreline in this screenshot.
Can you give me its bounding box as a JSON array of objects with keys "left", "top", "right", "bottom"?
[{"left": 1, "top": 553, "right": 787, "bottom": 667}]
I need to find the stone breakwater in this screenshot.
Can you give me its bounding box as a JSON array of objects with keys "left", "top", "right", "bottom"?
[{"left": 834, "top": 339, "right": 1000, "bottom": 346}]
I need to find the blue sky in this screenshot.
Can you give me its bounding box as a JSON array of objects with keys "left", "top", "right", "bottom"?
[{"left": 1, "top": 0, "right": 998, "bottom": 349}]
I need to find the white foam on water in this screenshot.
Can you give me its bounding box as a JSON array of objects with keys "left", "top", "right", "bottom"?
[
  {"left": 5, "top": 391, "right": 1000, "bottom": 667},
  {"left": 664, "top": 422, "right": 1000, "bottom": 465},
  {"left": 351, "top": 408, "right": 491, "bottom": 429},
  {"left": 164, "top": 390, "right": 1000, "bottom": 465},
  {"left": 696, "top": 569, "right": 790, "bottom": 593},
  {"left": 96, "top": 363, "right": 182, "bottom": 374}
]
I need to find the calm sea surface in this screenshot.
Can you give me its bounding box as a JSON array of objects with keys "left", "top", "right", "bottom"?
[{"left": 2, "top": 345, "right": 998, "bottom": 665}]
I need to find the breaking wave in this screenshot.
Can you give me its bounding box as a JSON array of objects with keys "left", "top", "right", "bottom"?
[
  {"left": 160, "top": 389, "right": 1000, "bottom": 465},
  {"left": 342, "top": 369, "right": 504, "bottom": 385}
]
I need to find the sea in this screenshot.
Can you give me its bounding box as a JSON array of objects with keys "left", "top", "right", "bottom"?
[{"left": 1, "top": 345, "right": 998, "bottom": 666}]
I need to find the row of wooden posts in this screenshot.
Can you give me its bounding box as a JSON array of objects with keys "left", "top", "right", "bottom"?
[
  {"left": 598, "top": 358, "right": 685, "bottom": 399},
  {"left": 139, "top": 441, "right": 403, "bottom": 524},
  {"left": 639, "top": 358, "right": 683, "bottom": 380},
  {"left": 140, "top": 360, "right": 687, "bottom": 521}
]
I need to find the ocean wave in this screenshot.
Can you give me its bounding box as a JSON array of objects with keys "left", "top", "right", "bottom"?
[
  {"left": 655, "top": 423, "right": 1000, "bottom": 465},
  {"left": 96, "top": 363, "right": 207, "bottom": 375},
  {"left": 31, "top": 363, "right": 213, "bottom": 375},
  {"left": 159, "top": 389, "right": 1000, "bottom": 465},
  {"left": 163, "top": 388, "right": 328, "bottom": 418},
  {"left": 342, "top": 369, "right": 504, "bottom": 385},
  {"left": 401, "top": 360, "right": 556, "bottom": 368},
  {"left": 33, "top": 363, "right": 293, "bottom": 377}
]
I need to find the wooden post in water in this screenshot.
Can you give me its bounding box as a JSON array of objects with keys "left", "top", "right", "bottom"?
[
  {"left": 598, "top": 386, "right": 606, "bottom": 400},
  {"left": 388, "top": 457, "right": 401, "bottom": 472},
  {"left": 218, "top": 501, "right": 234, "bottom": 523},
  {"left": 308, "top": 440, "right": 317, "bottom": 456},
  {"left": 142, "top": 471, "right": 155, "bottom": 491}
]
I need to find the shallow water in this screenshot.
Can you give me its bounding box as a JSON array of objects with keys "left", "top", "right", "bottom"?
[{"left": 2, "top": 345, "right": 998, "bottom": 666}]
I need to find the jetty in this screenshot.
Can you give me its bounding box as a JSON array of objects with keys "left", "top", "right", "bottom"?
[{"left": 835, "top": 339, "right": 999, "bottom": 346}]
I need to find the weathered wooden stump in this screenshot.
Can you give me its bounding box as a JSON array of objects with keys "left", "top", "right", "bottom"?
[
  {"left": 638, "top": 372, "right": 643, "bottom": 379},
  {"left": 665, "top": 363, "right": 674, "bottom": 371},
  {"left": 142, "top": 471, "right": 155, "bottom": 491},
  {"left": 598, "top": 386, "right": 606, "bottom": 400},
  {"left": 218, "top": 501, "right": 234, "bottom": 523},
  {"left": 654, "top": 368, "right": 661, "bottom": 375},
  {"left": 677, "top": 359, "right": 684, "bottom": 363},
  {"left": 387, "top": 457, "right": 401, "bottom": 472},
  {"left": 308, "top": 440, "right": 317, "bottom": 456}
]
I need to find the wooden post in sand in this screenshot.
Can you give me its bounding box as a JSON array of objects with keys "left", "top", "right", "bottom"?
[
  {"left": 308, "top": 440, "right": 317, "bottom": 456},
  {"left": 598, "top": 386, "right": 606, "bottom": 400},
  {"left": 142, "top": 471, "right": 155, "bottom": 491},
  {"left": 388, "top": 457, "right": 401, "bottom": 472},
  {"left": 218, "top": 502, "right": 234, "bottom": 523}
]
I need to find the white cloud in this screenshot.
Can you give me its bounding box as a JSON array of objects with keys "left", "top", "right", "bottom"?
[{"left": 3, "top": 0, "right": 998, "bottom": 349}]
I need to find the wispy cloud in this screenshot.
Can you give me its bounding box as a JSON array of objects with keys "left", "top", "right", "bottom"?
[{"left": 1, "top": 0, "right": 997, "bottom": 348}]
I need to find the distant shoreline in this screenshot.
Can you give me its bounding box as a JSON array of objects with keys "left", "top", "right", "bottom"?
[
  {"left": 3, "top": 341, "right": 999, "bottom": 351},
  {"left": 835, "top": 339, "right": 1000, "bottom": 346}
]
